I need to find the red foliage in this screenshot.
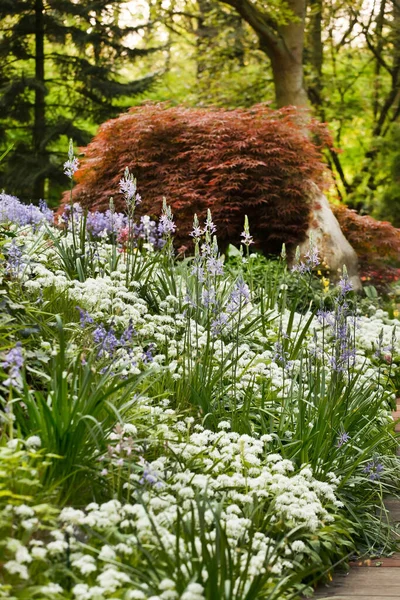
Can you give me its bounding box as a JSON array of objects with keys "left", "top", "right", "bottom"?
[
  {"left": 333, "top": 204, "right": 400, "bottom": 286},
  {"left": 61, "top": 103, "right": 331, "bottom": 252}
]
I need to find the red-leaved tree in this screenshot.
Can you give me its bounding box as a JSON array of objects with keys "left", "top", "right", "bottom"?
[
  {"left": 61, "top": 103, "right": 331, "bottom": 253},
  {"left": 333, "top": 204, "right": 400, "bottom": 285}
]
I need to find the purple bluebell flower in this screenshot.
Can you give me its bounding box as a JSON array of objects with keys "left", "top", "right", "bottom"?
[
  {"left": 292, "top": 238, "right": 320, "bottom": 274},
  {"left": 142, "top": 343, "right": 155, "bottom": 364},
  {"left": 190, "top": 214, "right": 203, "bottom": 239},
  {"left": 211, "top": 312, "right": 229, "bottom": 338},
  {"left": 206, "top": 256, "right": 224, "bottom": 277},
  {"left": 158, "top": 200, "right": 176, "bottom": 237},
  {"left": 0, "top": 192, "right": 53, "bottom": 226},
  {"left": 363, "top": 459, "right": 384, "bottom": 481},
  {"left": 120, "top": 320, "right": 135, "bottom": 345},
  {"left": 241, "top": 215, "right": 253, "bottom": 247},
  {"left": 64, "top": 139, "right": 79, "bottom": 179},
  {"left": 304, "top": 246, "right": 320, "bottom": 269},
  {"left": 202, "top": 287, "right": 217, "bottom": 308},
  {"left": 337, "top": 431, "right": 350, "bottom": 448},
  {"left": 64, "top": 157, "right": 79, "bottom": 179},
  {"left": 86, "top": 209, "right": 127, "bottom": 237},
  {"left": 338, "top": 273, "right": 353, "bottom": 296},
  {"left": 241, "top": 231, "right": 254, "bottom": 246},
  {"left": 139, "top": 458, "right": 164, "bottom": 489},
  {"left": 93, "top": 324, "right": 119, "bottom": 357},
  {"left": 204, "top": 210, "right": 217, "bottom": 235},
  {"left": 76, "top": 307, "right": 94, "bottom": 328},
  {"left": 273, "top": 341, "right": 293, "bottom": 371},
  {"left": 119, "top": 167, "right": 140, "bottom": 207},
  {"left": 317, "top": 309, "right": 335, "bottom": 326},
  {"left": 1, "top": 342, "right": 24, "bottom": 388},
  {"left": 226, "top": 278, "right": 250, "bottom": 313},
  {"left": 5, "top": 241, "right": 25, "bottom": 278}
]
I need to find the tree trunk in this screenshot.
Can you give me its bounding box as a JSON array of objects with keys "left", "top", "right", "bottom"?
[
  {"left": 33, "top": 0, "right": 46, "bottom": 200},
  {"left": 267, "top": 1, "right": 308, "bottom": 108},
  {"left": 270, "top": 53, "right": 308, "bottom": 107},
  {"left": 219, "top": 0, "right": 309, "bottom": 107}
]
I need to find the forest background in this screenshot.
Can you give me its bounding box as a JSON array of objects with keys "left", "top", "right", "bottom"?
[{"left": 1, "top": 0, "right": 400, "bottom": 228}]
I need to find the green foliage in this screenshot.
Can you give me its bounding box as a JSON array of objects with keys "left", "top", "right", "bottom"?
[{"left": 0, "top": 0, "right": 158, "bottom": 203}]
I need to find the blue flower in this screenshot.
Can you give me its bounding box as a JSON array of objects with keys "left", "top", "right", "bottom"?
[{"left": 363, "top": 459, "right": 384, "bottom": 481}]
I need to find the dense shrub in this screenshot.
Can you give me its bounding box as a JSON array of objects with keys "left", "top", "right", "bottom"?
[
  {"left": 333, "top": 204, "right": 400, "bottom": 287},
  {"left": 62, "top": 103, "right": 331, "bottom": 253}
]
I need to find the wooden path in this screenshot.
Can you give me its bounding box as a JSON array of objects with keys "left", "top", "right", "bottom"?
[{"left": 313, "top": 402, "right": 400, "bottom": 600}]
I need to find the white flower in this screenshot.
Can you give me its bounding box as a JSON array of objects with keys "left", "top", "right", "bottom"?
[
  {"left": 25, "top": 435, "right": 41, "bottom": 448},
  {"left": 4, "top": 561, "right": 29, "bottom": 579},
  {"left": 123, "top": 423, "right": 137, "bottom": 435},
  {"left": 14, "top": 504, "right": 35, "bottom": 517},
  {"left": 15, "top": 546, "right": 32, "bottom": 564},
  {"left": 40, "top": 583, "right": 64, "bottom": 595},
  {"left": 291, "top": 540, "right": 306, "bottom": 553},
  {"left": 98, "top": 544, "right": 116, "bottom": 561},
  {"left": 31, "top": 546, "right": 47, "bottom": 560},
  {"left": 47, "top": 540, "right": 69, "bottom": 554}
]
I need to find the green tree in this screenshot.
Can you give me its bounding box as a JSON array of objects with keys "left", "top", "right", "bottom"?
[{"left": 0, "top": 0, "right": 159, "bottom": 203}]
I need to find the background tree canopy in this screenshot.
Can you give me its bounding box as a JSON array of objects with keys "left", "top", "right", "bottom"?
[
  {"left": 1, "top": 0, "right": 400, "bottom": 226},
  {"left": 0, "top": 0, "right": 160, "bottom": 202}
]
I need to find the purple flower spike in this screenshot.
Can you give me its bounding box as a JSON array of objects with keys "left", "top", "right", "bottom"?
[
  {"left": 76, "top": 307, "right": 94, "bottom": 328},
  {"left": 2, "top": 342, "right": 24, "bottom": 388},
  {"left": 337, "top": 431, "right": 350, "bottom": 448},
  {"left": 363, "top": 459, "right": 384, "bottom": 481}
]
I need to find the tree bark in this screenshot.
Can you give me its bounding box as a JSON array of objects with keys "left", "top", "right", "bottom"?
[
  {"left": 33, "top": 0, "right": 46, "bottom": 200},
  {"left": 219, "top": 0, "right": 308, "bottom": 107}
]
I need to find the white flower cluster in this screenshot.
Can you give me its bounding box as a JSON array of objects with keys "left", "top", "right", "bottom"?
[{"left": 6, "top": 222, "right": 399, "bottom": 397}]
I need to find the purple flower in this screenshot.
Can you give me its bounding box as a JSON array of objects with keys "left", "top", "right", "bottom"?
[
  {"left": 226, "top": 278, "right": 250, "bottom": 313},
  {"left": 292, "top": 242, "right": 320, "bottom": 274},
  {"left": 0, "top": 192, "right": 53, "bottom": 226},
  {"left": 305, "top": 246, "right": 320, "bottom": 269},
  {"left": 5, "top": 240, "right": 25, "bottom": 278},
  {"left": 139, "top": 459, "right": 164, "bottom": 489},
  {"left": 273, "top": 341, "right": 293, "bottom": 371},
  {"left": 338, "top": 276, "right": 353, "bottom": 296},
  {"left": 211, "top": 313, "right": 228, "bottom": 338},
  {"left": 119, "top": 167, "right": 140, "bottom": 207},
  {"left": 64, "top": 139, "right": 79, "bottom": 179},
  {"left": 158, "top": 201, "right": 176, "bottom": 238},
  {"left": 64, "top": 157, "right": 79, "bottom": 179},
  {"left": 158, "top": 214, "right": 176, "bottom": 236},
  {"left": 337, "top": 431, "right": 350, "bottom": 448},
  {"left": 363, "top": 459, "right": 384, "bottom": 481},
  {"left": 202, "top": 287, "right": 217, "bottom": 308},
  {"left": 120, "top": 320, "right": 135, "bottom": 345},
  {"left": 206, "top": 256, "right": 224, "bottom": 277},
  {"left": 204, "top": 210, "right": 217, "bottom": 235},
  {"left": 241, "top": 231, "right": 254, "bottom": 246},
  {"left": 76, "top": 307, "right": 94, "bottom": 328},
  {"left": 142, "top": 343, "right": 155, "bottom": 364},
  {"left": 317, "top": 309, "right": 334, "bottom": 326},
  {"left": 190, "top": 225, "right": 203, "bottom": 238},
  {"left": 86, "top": 209, "right": 128, "bottom": 237},
  {"left": 93, "top": 324, "right": 119, "bottom": 357},
  {"left": 1, "top": 343, "right": 24, "bottom": 388}
]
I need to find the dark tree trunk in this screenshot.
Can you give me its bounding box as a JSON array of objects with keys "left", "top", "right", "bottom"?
[{"left": 33, "top": 0, "right": 46, "bottom": 200}]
